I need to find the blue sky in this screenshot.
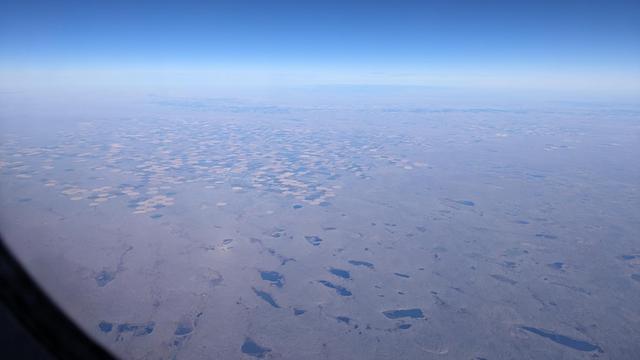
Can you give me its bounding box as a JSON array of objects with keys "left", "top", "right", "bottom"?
[{"left": 1, "top": 0, "right": 639, "bottom": 93}]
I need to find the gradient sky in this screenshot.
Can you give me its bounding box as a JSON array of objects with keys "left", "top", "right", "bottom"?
[{"left": 1, "top": 0, "right": 639, "bottom": 93}]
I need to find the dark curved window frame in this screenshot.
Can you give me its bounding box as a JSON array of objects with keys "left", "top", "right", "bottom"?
[{"left": 0, "top": 234, "right": 115, "bottom": 360}]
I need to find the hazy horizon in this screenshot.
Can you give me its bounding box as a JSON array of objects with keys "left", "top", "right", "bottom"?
[{"left": 1, "top": 1, "right": 639, "bottom": 95}]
